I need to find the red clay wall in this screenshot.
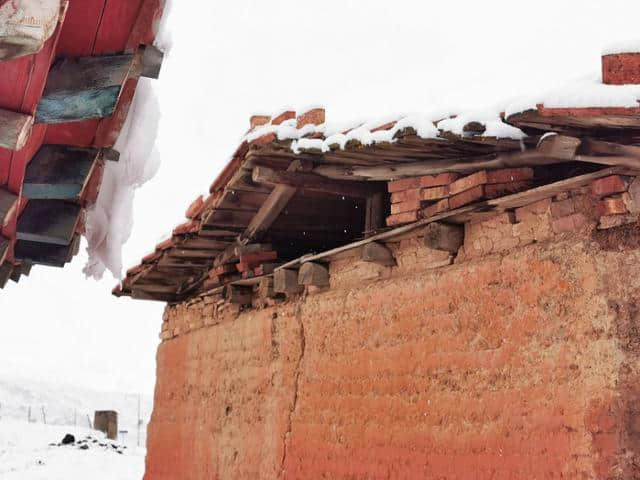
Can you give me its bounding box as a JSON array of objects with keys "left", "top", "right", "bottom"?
[{"left": 145, "top": 224, "right": 640, "bottom": 479}]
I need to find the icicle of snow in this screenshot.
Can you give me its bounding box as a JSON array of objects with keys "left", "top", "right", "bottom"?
[{"left": 83, "top": 80, "right": 162, "bottom": 280}]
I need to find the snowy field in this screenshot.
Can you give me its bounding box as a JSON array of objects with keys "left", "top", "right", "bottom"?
[{"left": 0, "top": 420, "right": 145, "bottom": 480}]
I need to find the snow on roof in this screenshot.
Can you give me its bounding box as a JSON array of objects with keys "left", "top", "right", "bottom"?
[
  {"left": 505, "top": 73, "right": 640, "bottom": 117},
  {"left": 602, "top": 39, "right": 640, "bottom": 56}
]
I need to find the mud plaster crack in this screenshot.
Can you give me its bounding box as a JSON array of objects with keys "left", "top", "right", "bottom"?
[{"left": 279, "top": 304, "right": 306, "bottom": 479}]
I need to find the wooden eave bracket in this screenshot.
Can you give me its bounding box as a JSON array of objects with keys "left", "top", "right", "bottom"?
[
  {"left": 0, "top": 108, "right": 34, "bottom": 150},
  {"left": 0, "top": 0, "right": 65, "bottom": 61}
]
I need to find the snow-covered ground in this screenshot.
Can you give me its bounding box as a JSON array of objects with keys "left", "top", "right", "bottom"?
[{"left": 0, "top": 420, "right": 145, "bottom": 480}]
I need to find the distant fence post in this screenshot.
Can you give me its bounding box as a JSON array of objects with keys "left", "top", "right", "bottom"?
[
  {"left": 41, "top": 406, "right": 46, "bottom": 424},
  {"left": 87, "top": 414, "right": 92, "bottom": 429},
  {"left": 28, "top": 405, "right": 32, "bottom": 423}
]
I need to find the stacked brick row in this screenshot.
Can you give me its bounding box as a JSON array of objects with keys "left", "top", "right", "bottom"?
[
  {"left": 203, "top": 245, "right": 280, "bottom": 290},
  {"left": 591, "top": 175, "right": 640, "bottom": 229},
  {"left": 461, "top": 174, "right": 640, "bottom": 260},
  {"left": 386, "top": 168, "right": 534, "bottom": 226}
]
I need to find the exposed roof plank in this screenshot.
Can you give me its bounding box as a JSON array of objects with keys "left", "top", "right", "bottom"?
[
  {"left": 35, "top": 53, "right": 136, "bottom": 123},
  {"left": 23, "top": 145, "right": 100, "bottom": 200},
  {"left": 16, "top": 200, "right": 81, "bottom": 245}
]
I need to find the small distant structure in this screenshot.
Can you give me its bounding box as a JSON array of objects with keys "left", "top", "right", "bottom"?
[{"left": 94, "top": 410, "right": 118, "bottom": 440}]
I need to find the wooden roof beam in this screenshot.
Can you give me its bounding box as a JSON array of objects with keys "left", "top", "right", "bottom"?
[
  {"left": 252, "top": 165, "right": 380, "bottom": 198},
  {"left": 312, "top": 135, "right": 640, "bottom": 181}
]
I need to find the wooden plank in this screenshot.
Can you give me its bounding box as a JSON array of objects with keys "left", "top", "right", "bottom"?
[
  {"left": 423, "top": 222, "right": 464, "bottom": 253},
  {"left": 0, "top": 188, "right": 18, "bottom": 227},
  {"left": 252, "top": 165, "right": 379, "bottom": 198},
  {"left": 14, "top": 236, "right": 78, "bottom": 267},
  {"left": 0, "top": 236, "right": 8, "bottom": 265},
  {"left": 243, "top": 162, "right": 300, "bottom": 240},
  {"left": 23, "top": 145, "right": 99, "bottom": 199},
  {"left": 16, "top": 200, "right": 81, "bottom": 245},
  {"left": 298, "top": 262, "right": 329, "bottom": 287},
  {"left": 35, "top": 54, "right": 135, "bottom": 123},
  {"left": 0, "top": 262, "right": 12, "bottom": 288},
  {"left": 217, "top": 189, "right": 270, "bottom": 211},
  {"left": 204, "top": 209, "right": 255, "bottom": 228},
  {"left": 0, "top": 0, "right": 61, "bottom": 61},
  {"left": 365, "top": 192, "right": 385, "bottom": 237},
  {"left": 0, "top": 109, "right": 33, "bottom": 150},
  {"left": 361, "top": 242, "right": 396, "bottom": 266}
]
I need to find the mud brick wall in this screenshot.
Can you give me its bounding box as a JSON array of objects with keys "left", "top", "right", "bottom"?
[{"left": 146, "top": 229, "right": 640, "bottom": 479}]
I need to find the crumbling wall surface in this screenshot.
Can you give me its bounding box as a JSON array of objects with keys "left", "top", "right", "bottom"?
[{"left": 145, "top": 236, "right": 640, "bottom": 479}]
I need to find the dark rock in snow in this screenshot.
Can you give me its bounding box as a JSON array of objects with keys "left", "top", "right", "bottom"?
[
  {"left": 79, "top": 444, "right": 89, "bottom": 450},
  {"left": 61, "top": 434, "right": 75, "bottom": 445}
]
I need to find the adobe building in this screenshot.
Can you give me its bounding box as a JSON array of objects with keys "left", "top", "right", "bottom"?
[
  {"left": 115, "top": 47, "right": 640, "bottom": 479},
  {"left": 0, "top": 0, "right": 165, "bottom": 287}
]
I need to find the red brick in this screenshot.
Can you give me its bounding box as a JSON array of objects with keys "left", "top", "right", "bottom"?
[
  {"left": 388, "top": 177, "right": 420, "bottom": 193},
  {"left": 420, "top": 185, "right": 449, "bottom": 201},
  {"left": 602, "top": 53, "right": 640, "bottom": 85},
  {"left": 391, "top": 199, "right": 422, "bottom": 215},
  {"left": 249, "top": 115, "right": 271, "bottom": 130},
  {"left": 591, "top": 175, "right": 631, "bottom": 197},
  {"left": 271, "top": 110, "right": 295, "bottom": 125},
  {"left": 238, "top": 250, "right": 277, "bottom": 266},
  {"left": 598, "top": 213, "right": 639, "bottom": 230},
  {"left": 598, "top": 196, "right": 629, "bottom": 215},
  {"left": 550, "top": 198, "right": 575, "bottom": 218},
  {"left": 422, "top": 198, "right": 450, "bottom": 217},
  {"left": 386, "top": 210, "right": 420, "bottom": 226},
  {"left": 449, "top": 185, "right": 485, "bottom": 209},
  {"left": 296, "top": 108, "right": 325, "bottom": 129},
  {"left": 484, "top": 181, "right": 531, "bottom": 197},
  {"left": 552, "top": 212, "right": 587, "bottom": 233},
  {"left": 390, "top": 188, "right": 421, "bottom": 203},
  {"left": 185, "top": 195, "right": 205, "bottom": 219},
  {"left": 449, "top": 171, "right": 488, "bottom": 195},
  {"left": 486, "top": 167, "right": 534, "bottom": 184},
  {"left": 418, "top": 172, "right": 459, "bottom": 188},
  {"left": 450, "top": 169, "right": 534, "bottom": 196}
]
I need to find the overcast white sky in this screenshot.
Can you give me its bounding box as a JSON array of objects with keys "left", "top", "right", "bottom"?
[{"left": 2, "top": 0, "right": 640, "bottom": 397}]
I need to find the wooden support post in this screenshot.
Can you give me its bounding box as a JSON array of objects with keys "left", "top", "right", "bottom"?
[
  {"left": 365, "top": 192, "right": 386, "bottom": 237},
  {"left": 243, "top": 161, "right": 305, "bottom": 241},
  {"left": 423, "top": 222, "right": 464, "bottom": 253},
  {"left": 0, "top": 109, "right": 33, "bottom": 151},
  {"left": 258, "top": 276, "right": 276, "bottom": 299},
  {"left": 361, "top": 242, "right": 396, "bottom": 266},
  {"left": 273, "top": 268, "right": 303, "bottom": 294},
  {"left": 225, "top": 284, "right": 253, "bottom": 305},
  {"left": 298, "top": 262, "right": 329, "bottom": 287}
]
